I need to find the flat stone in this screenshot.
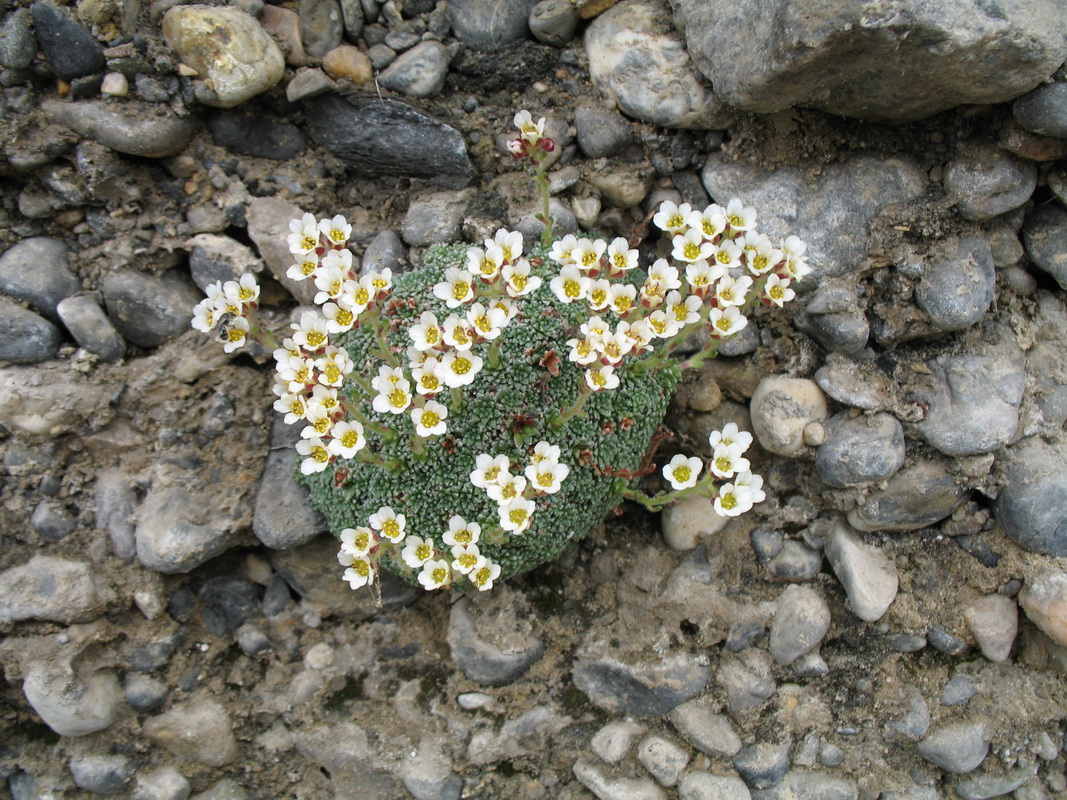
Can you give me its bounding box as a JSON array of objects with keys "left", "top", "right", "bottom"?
[
  {"left": 101, "top": 269, "right": 201, "bottom": 349},
  {"left": 305, "top": 95, "right": 474, "bottom": 189},
  {"left": 769, "top": 585, "right": 831, "bottom": 666},
  {"left": 136, "top": 486, "right": 245, "bottom": 574},
  {"left": 963, "top": 594, "right": 1018, "bottom": 662},
  {"left": 185, "top": 234, "right": 262, "bottom": 292},
  {"left": 32, "top": 2, "right": 105, "bottom": 80},
  {"left": 254, "top": 417, "right": 327, "bottom": 549},
  {"left": 69, "top": 754, "right": 135, "bottom": 795},
  {"left": 573, "top": 758, "right": 667, "bottom": 800},
  {"left": 1019, "top": 570, "right": 1067, "bottom": 647},
  {"left": 22, "top": 659, "right": 121, "bottom": 737},
  {"left": 884, "top": 685, "right": 930, "bottom": 741},
  {"left": 750, "top": 377, "right": 828, "bottom": 457},
  {"left": 56, "top": 294, "right": 125, "bottom": 362},
  {"left": 244, "top": 197, "right": 317, "bottom": 305},
  {"left": 703, "top": 154, "right": 925, "bottom": 284},
  {"left": 995, "top": 436, "right": 1067, "bottom": 556},
  {"left": 849, "top": 460, "right": 970, "bottom": 532},
  {"left": 0, "top": 9, "right": 36, "bottom": 69},
  {"left": 815, "top": 411, "right": 905, "bottom": 488},
  {"left": 764, "top": 540, "right": 822, "bottom": 582},
  {"left": 668, "top": 697, "right": 742, "bottom": 756},
  {"left": 574, "top": 653, "right": 710, "bottom": 718},
  {"left": 637, "top": 734, "right": 690, "bottom": 787},
  {"left": 941, "top": 675, "right": 977, "bottom": 706},
  {"left": 42, "top": 99, "right": 194, "bottom": 158},
  {"left": 0, "top": 297, "right": 62, "bottom": 363},
  {"left": 299, "top": 0, "right": 344, "bottom": 58},
  {"left": 162, "top": 6, "right": 285, "bottom": 108},
  {"left": 378, "top": 41, "right": 449, "bottom": 98},
  {"left": 0, "top": 555, "right": 110, "bottom": 624},
  {"left": 143, "top": 697, "right": 239, "bottom": 767},
  {"left": 125, "top": 673, "right": 169, "bottom": 711},
  {"left": 0, "top": 361, "right": 112, "bottom": 436},
  {"left": 30, "top": 499, "right": 76, "bottom": 541},
  {"left": 1022, "top": 202, "right": 1067, "bottom": 290},
  {"left": 585, "top": 0, "right": 730, "bottom": 129},
  {"left": 716, "top": 649, "right": 775, "bottom": 716},
  {"left": 401, "top": 189, "right": 474, "bottom": 246},
  {"left": 749, "top": 771, "right": 858, "bottom": 800},
  {"left": 448, "top": 0, "right": 540, "bottom": 51},
  {"left": 916, "top": 721, "right": 989, "bottom": 774},
  {"left": 814, "top": 354, "right": 897, "bottom": 412},
  {"left": 673, "top": 0, "right": 1067, "bottom": 121},
  {"left": 448, "top": 588, "right": 544, "bottom": 686},
  {"left": 678, "top": 772, "right": 752, "bottom": 800},
  {"left": 208, "top": 112, "right": 307, "bottom": 160},
  {"left": 399, "top": 737, "right": 463, "bottom": 800},
  {"left": 823, "top": 520, "right": 898, "bottom": 622},
  {"left": 575, "top": 103, "right": 633, "bottom": 158},
  {"left": 0, "top": 236, "right": 78, "bottom": 318},
  {"left": 915, "top": 236, "right": 996, "bottom": 331},
  {"left": 591, "top": 719, "right": 644, "bottom": 764},
  {"left": 945, "top": 145, "right": 1037, "bottom": 221},
  {"left": 794, "top": 280, "right": 869, "bottom": 355},
  {"left": 362, "top": 229, "right": 406, "bottom": 275},
  {"left": 732, "top": 742, "right": 791, "bottom": 790},
  {"left": 529, "top": 0, "right": 581, "bottom": 46},
  {"left": 1014, "top": 81, "right": 1067, "bottom": 138},
  {"left": 131, "top": 766, "right": 191, "bottom": 800}
]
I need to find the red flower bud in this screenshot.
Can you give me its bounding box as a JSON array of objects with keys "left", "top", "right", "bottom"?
[{"left": 540, "top": 137, "right": 555, "bottom": 152}]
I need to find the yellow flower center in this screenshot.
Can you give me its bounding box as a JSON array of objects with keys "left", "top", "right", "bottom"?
[
  {"left": 702, "top": 220, "right": 717, "bottom": 237},
  {"left": 313, "top": 416, "right": 330, "bottom": 434},
  {"left": 651, "top": 318, "right": 667, "bottom": 334},
  {"left": 452, "top": 357, "right": 471, "bottom": 375},
  {"left": 720, "top": 492, "right": 737, "bottom": 510},
  {"left": 341, "top": 430, "right": 359, "bottom": 448},
  {"left": 416, "top": 544, "right": 432, "bottom": 561},
  {"left": 238, "top": 286, "right": 255, "bottom": 301},
  {"left": 421, "top": 374, "right": 440, "bottom": 391},
  {"left": 306, "top": 331, "right": 326, "bottom": 348},
  {"left": 485, "top": 466, "right": 500, "bottom": 481},
  {"left": 383, "top": 520, "right": 400, "bottom": 539},
  {"left": 452, "top": 326, "right": 470, "bottom": 345},
  {"left": 335, "top": 309, "right": 353, "bottom": 326},
  {"left": 715, "top": 456, "right": 732, "bottom": 473},
  {"left": 590, "top": 371, "right": 606, "bottom": 388},
  {"left": 614, "top": 296, "right": 633, "bottom": 313},
  {"left": 294, "top": 366, "right": 310, "bottom": 384},
  {"left": 352, "top": 559, "right": 369, "bottom": 576},
  {"left": 753, "top": 255, "right": 768, "bottom": 272},
  {"left": 354, "top": 531, "right": 369, "bottom": 550},
  {"left": 509, "top": 508, "right": 528, "bottom": 525},
  {"left": 668, "top": 214, "right": 683, "bottom": 229},
  {"left": 290, "top": 400, "right": 304, "bottom": 416},
  {"left": 673, "top": 305, "right": 688, "bottom": 321},
  {"left": 720, "top": 287, "right": 733, "bottom": 301},
  {"left": 716, "top": 317, "right": 731, "bottom": 331},
  {"left": 481, "top": 257, "right": 496, "bottom": 274},
  {"left": 674, "top": 465, "right": 691, "bottom": 483},
  {"left": 388, "top": 389, "right": 408, "bottom": 408},
  {"left": 769, "top": 285, "right": 784, "bottom": 300},
  {"left": 591, "top": 288, "right": 607, "bottom": 306},
  {"left": 432, "top": 567, "right": 447, "bottom": 583},
  {"left": 458, "top": 553, "right": 477, "bottom": 569},
  {"left": 329, "top": 229, "right": 345, "bottom": 243},
  {"left": 301, "top": 260, "right": 316, "bottom": 276},
  {"left": 452, "top": 281, "right": 470, "bottom": 301},
  {"left": 302, "top": 235, "right": 316, "bottom": 250},
  {"left": 511, "top": 274, "right": 527, "bottom": 291},
  {"left": 454, "top": 529, "right": 472, "bottom": 544},
  {"left": 355, "top": 287, "right": 370, "bottom": 305},
  {"left": 312, "top": 446, "right": 329, "bottom": 463},
  {"left": 421, "top": 410, "right": 440, "bottom": 428},
  {"left": 684, "top": 242, "right": 701, "bottom": 260},
  {"left": 474, "top": 567, "right": 491, "bottom": 586},
  {"left": 582, "top": 251, "right": 598, "bottom": 267},
  {"left": 564, "top": 280, "right": 581, "bottom": 298},
  {"left": 324, "top": 363, "right": 342, "bottom": 384},
  {"left": 717, "top": 250, "right": 731, "bottom": 264},
  {"left": 536, "top": 472, "right": 553, "bottom": 487},
  {"left": 227, "top": 328, "right": 244, "bottom": 343},
  {"left": 729, "top": 214, "right": 743, "bottom": 227}
]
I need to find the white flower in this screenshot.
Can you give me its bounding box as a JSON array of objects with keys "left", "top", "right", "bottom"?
[
  {"left": 710, "top": 445, "right": 750, "bottom": 479},
  {"left": 467, "top": 303, "right": 507, "bottom": 341},
  {"left": 571, "top": 238, "right": 607, "bottom": 273},
  {"left": 322, "top": 301, "right": 356, "bottom": 333},
  {"left": 585, "top": 365, "right": 620, "bottom": 392},
  {"left": 433, "top": 267, "right": 475, "bottom": 308},
  {"left": 402, "top": 535, "right": 437, "bottom": 569},
  {"left": 470, "top": 454, "right": 511, "bottom": 489},
  {"left": 296, "top": 436, "right": 331, "bottom": 474},
  {"left": 549, "top": 265, "right": 591, "bottom": 303},
  {"left": 418, "top": 559, "right": 453, "bottom": 590},
  {"left": 580, "top": 316, "right": 609, "bottom": 342},
  {"left": 470, "top": 557, "right": 501, "bottom": 591},
  {"left": 291, "top": 312, "right": 330, "bottom": 351},
  {"left": 412, "top": 357, "right": 445, "bottom": 396},
  {"left": 711, "top": 239, "right": 743, "bottom": 272},
  {"left": 443, "top": 313, "right": 475, "bottom": 351},
  {"left": 315, "top": 347, "right": 353, "bottom": 386},
  {"left": 708, "top": 306, "right": 748, "bottom": 337},
  {"left": 286, "top": 252, "right": 320, "bottom": 282},
  {"left": 673, "top": 229, "right": 715, "bottom": 263},
  {"left": 328, "top": 420, "right": 366, "bottom": 459},
  {"left": 221, "top": 316, "right": 250, "bottom": 353},
  {"left": 411, "top": 400, "right": 448, "bottom": 437},
  {"left": 525, "top": 461, "right": 570, "bottom": 494},
  {"left": 548, "top": 234, "right": 579, "bottom": 266},
  {"left": 724, "top": 198, "right": 757, "bottom": 232},
  {"left": 191, "top": 297, "right": 219, "bottom": 332},
  {"left": 688, "top": 204, "right": 727, "bottom": 240},
  {"left": 586, "top": 279, "right": 612, "bottom": 311},
  {"left": 313, "top": 265, "right": 347, "bottom": 305},
  {"left": 713, "top": 273, "right": 752, "bottom": 307},
  {"left": 227, "top": 273, "right": 260, "bottom": 306},
  {"left": 714, "top": 481, "right": 755, "bottom": 517},
  {"left": 342, "top": 557, "right": 376, "bottom": 589},
  {"left": 408, "top": 311, "right": 443, "bottom": 351},
  {"left": 513, "top": 109, "right": 546, "bottom": 143},
  {"left": 319, "top": 214, "right": 352, "bottom": 246},
  {"left": 367, "top": 268, "right": 392, "bottom": 298},
  {"left": 606, "top": 237, "right": 638, "bottom": 274},
  {"left": 301, "top": 405, "right": 334, "bottom": 440},
  {"left": 663, "top": 454, "right": 702, "bottom": 490},
  {"left": 502, "top": 259, "right": 543, "bottom": 298},
  {"left": 652, "top": 200, "right": 693, "bottom": 234},
  {"left": 744, "top": 234, "right": 782, "bottom": 276},
  {"left": 566, "top": 336, "right": 598, "bottom": 366},
  {"left": 443, "top": 515, "right": 482, "bottom": 547},
  {"left": 487, "top": 228, "right": 524, "bottom": 264},
  {"left": 287, "top": 213, "right": 319, "bottom": 255},
  {"left": 498, "top": 497, "right": 535, "bottom": 534},
  {"left": 308, "top": 384, "right": 341, "bottom": 416},
  {"left": 667, "top": 291, "right": 702, "bottom": 326},
  {"left": 440, "top": 350, "right": 482, "bottom": 388},
  {"left": 709, "top": 422, "right": 753, "bottom": 453},
  {"left": 648, "top": 259, "right": 681, "bottom": 292},
  {"left": 490, "top": 296, "right": 518, "bottom": 323},
  {"left": 450, "top": 542, "right": 481, "bottom": 575},
  {"left": 530, "top": 441, "right": 561, "bottom": 465},
  {"left": 467, "top": 245, "right": 504, "bottom": 282},
  {"left": 372, "top": 365, "right": 408, "bottom": 394},
  {"left": 735, "top": 470, "right": 766, "bottom": 504},
  {"left": 595, "top": 330, "right": 632, "bottom": 365},
  {"left": 373, "top": 383, "right": 412, "bottom": 414},
  {"left": 340, "top": 526, "right": 376, "bottom": 558},
  {"left": 763, "top": 273, "right": 796, "bottom": 307},
  {"left": 486, "top": 473, "right": 528, "bottom": 504},
  {"left": 369, "top": 506, "right": 406, "bottom": 543},
  {"left": 645, "top": 309, "right": 679, "bottom": 339},
  {"left": 685, "top": 260, "right": 726, "bottom": 296},
  {"left": 607, "top": 283, "right": 637, "bottom": 317},
  {"left": 623, "top": 318, "right": 655, "bottom": 352},
  {"left": 273, "top": 392, "right": 307, "bottom": 425}
]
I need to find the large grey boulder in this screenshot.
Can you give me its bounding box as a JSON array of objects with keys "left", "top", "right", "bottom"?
[{"left": 670, "top": 0, "right": 1067, "bottom": 121}]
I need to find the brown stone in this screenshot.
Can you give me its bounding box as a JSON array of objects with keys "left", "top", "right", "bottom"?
[{"left": 322, "top": 45, "right": 373, "bottom": 84}]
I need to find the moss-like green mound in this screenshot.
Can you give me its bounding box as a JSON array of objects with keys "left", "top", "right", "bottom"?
[{"left": 300, "top": 241, "right": 679, "bottom": 587}]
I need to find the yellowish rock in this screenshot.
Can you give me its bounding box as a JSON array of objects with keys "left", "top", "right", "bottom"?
[{"left": 322, "top": 45, "right": 373, "bottom": 84}]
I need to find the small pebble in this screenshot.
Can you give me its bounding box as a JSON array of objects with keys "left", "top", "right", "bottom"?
[{"left": 101, "top": 71, "right": 129, "bottom": 96}]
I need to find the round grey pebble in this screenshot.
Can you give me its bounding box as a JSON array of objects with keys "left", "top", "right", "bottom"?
[
  {"left": 199, "top": 576, "right": 260, "bottom": 638},
  {"left": 678, "top": 772, "right": 751, "bottom": 800},
  {"left": 794, "top": 281, "right": 869, "bottom": 356},
  {"left": 0, "top": 9, "right": 36, "bottom": 69},
  {"left": 236, "top": 624, "right": 273, "bottom": 655},
  {"left": 402, "top": 189, "right": 473, "bottom": 246},
  {"left": 448, "top": 0, "right": 539, "bottom": 51},
  {"left": 575, "top": 104, "right": 633, "bottom": 158},
  {"left": 769, "top": 585, "right": 831, "bottom": 666},
  {"left": 750, "top": 527, "right": 783, "bottom": 563},
  {"left": 915, "top": 236, "right": 995, "bottom": 331},
  {"left": 127, "top": 629, "right": 186, "bottom": 673},
  {"left": 31, "top": 1, "right": 105, "bottom": 80},
  {"left": 994, "top": 436, "right": 1067, "bottom": 556},
  {"left": 101, "top": 270, "right": 202, "bottom": 349},
  {"left": 0, "top": 237, "right": 79, "bottom": 319},
  {"left": 299, "top": 0, "right": 344, "bottom": 58},
  {"left": 0, "top": 297, "right": 61, "bottom": 363},
  {"left": 43, "top": 99, "right": 195, "bottom": 158},
  {"left": 591, "top": 720, "right": 643, "bottom": 764},
  {"left": 819, "top": 742, "right": 845, "bottom": 768},
  {"left": 944, "top": 145, "right": 1036, "bottom": 221},
  {"left": 56, "top": 294, "right": 126, "bottom": 362},
  {"left": 448, "top": 593, "right": 544, "bottom": 686},
  {"left": 367, "top": 43, "right": 397, "bottom": 69},
  {"left": 941, "top": 675, "right": 977, "bottom": 706},
  {"left": 916, "top": 722, "right": 989, "bottom": 774},
  {"left": 529, "top": 0, "right": 580, "bottom": 45},
  {"left": 637, "top": 734, "right": 690, "bottom": 787},
  {"left": 362, "top": 229, "right": 406, "bottom": 275},
  {"left": 955, "top": 764, "right": 1039, "bottom": 800},
  {"left": 848, "top": 460, "right": 969, "bottom": 532},
  {"left": 30, "top": 499, "right": 76, "bottom": 541},
  {"left": 816, "top": 411, "right": 906, "bottom": 487},
  {"left": 732, "top": 741, "right": 791, "bottom": 789},
  {"left": 261, "top": 573, "right": 294, "bottom": 616},
  {"left": 132, "top": 766, "right": 191, "bottom": 800},
  {"left": 668, "top": 699, "right": 742, "bottom": 757},
  {"left": 125, "top": 673, "right": 169, "bottom": 711},
  {"left": 378, "top": 41, "right": 448, "bottom": 98},
  {"left": 69, "top": 754, "right": 135, "bottom": 795},
  {"left": 927, "top": 622, "right": 970, "bottom": 656},
  {"left": 1021, "top": 202, "right": 1067, "bottom": 290},
  {"left": 750, "top": 770, "right": 858, "bottom": 800},
  {"left": 384, "top": 30, "right": 420, "bottom": 51},
  {"left": 1014, "top": 81, "right": 1067, "bottom": 138}
]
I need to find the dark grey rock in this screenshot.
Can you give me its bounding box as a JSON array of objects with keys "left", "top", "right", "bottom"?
[
  {"left": 136, "top": 486, "right": 245, "bottom": 574},
  {"left": 378, "top": 41, "right": 448, "bottom": 97},
  {"left": 884, "top": 686, "right": 930, "bottom": 741},
  {"left": 30, "top": 499, "right": 76, "bottom": 541},
  {"left": 765, "top": 540, "right": 822, "bottom": 582},
  {"left": 448, "top": 0, "right": 538, "bottom": 51},
  {"left": 361, "top": 230, "right": 406, "bottom": 275},
  {"left": 954, "top": 764, "right": 1038, "bottom": 800},
  {"left": 1022, "top": 202, "right": 1067, "bottom": 290},
  {"left": 125, "top": 673, "right": 169, "bottom": 711},
  {"left": 127, "top": 629, "right": 186, "bottom": 672},
  {"left": 101, "top": 270, "right": 201, "bottom": 349},
  {"left": 236, "top": 624, "right": 273, "bottom": 656},
  {"left": 916, "top": 721, "right": 989, "bottom": 774},
  {"left": 703, "top": 154, "right": 924, "bottom": 284},
  {"left": 995, "top": 436, "right": 1067, "bottom": 556},
  {"left": 733, "top": 742, "right": 791, "bottom": 789},
  {"left": 944, "top": 145, "right": 1037, "bottom": 221},
  {"left": 0, "top": 10, "right": 35, "bottom": 69},
  {"left": 56, "top": 294, "right": 125, "bottom": 362},
  {"left": 574, "top": 654, "right": 710, "bottom": 718},
  {"left": 941, "top": 675, "right": 977, "bottom": 706},
  {"left": 716, "top": 321, "right": 759, "bottom": 356},
  {"left": 42, "top": 98, "right": 194, "bottom": 158},
  {"left": 447, "top": 591, "right": 544, "bottom": 686},
  {"left": 1014, "top": 82, "right": 1067, "bottom": 138},
  {"left": 529, "top": 0, "right": 579, "bottom": 46},
  {"left": 816, "top": 411, "right": 905, "bottom": 488},
  {"left": 927, "top": 623, "right": 970, "bottom": 656},
  {"left": 575, "top": 104, "right": 633, "bottom": 158},
  {"left": 915, "top": 236, "right": 996, "bottom": 331},
  {"left": 261, "top": 573, "right": 293, "bottom": 616},
  {"left": 0, "top": 237, "right": 78, "bottom": 319},
  {"left": 31, "top": 2, "right": 105, "bottom": 80},
  {"left": 400, "top": 739, "right": 463, "bottom": 800},
  {"left": 208, "top": 112, "right": 307, "bottom": 160},
  {"left": 819, "top": 743, "right": 844, "bottom": 768},
  {"left": 672, "top": 0, "right": 1067, "bottom": 122},
  {"left": 916, "top": 332, "right": 1024, "bottom": 457},
  {"left": 883, "top": 633, "right": 927, "bottom": 652},
  {"left": 814, "top": 354, "right": 896, "bottom": 412},
  {"left": 95, "top": 470, "right": 137, "bottom": 562},
  {"left": 384, "top": 31, "right": 420, "bottom": 51},
  {"left": 300, "top": 0, "right": 344, "bottom": 57},
  {"left": 0, "top": 297, "right": 62, "bottom": 363},
  {"left": 367, "top": 43, "right": 396, "bottom": 69},
  {"left": 199, "top": 577, "right": 260, "bottom": 638},
  {"left": 769, "top": 585, "right": 830, "bottom": 666},
  {"left": 1027, "top": 293, "right": 1067, "bottom": 430},
  {"left": 254, "top": 415, "right": 327, "bottom": 550},
  {"left": 750, "top": 770, "right": 858, "bottom": 800},
  {"left": 724, "top": 620, "right": 764, "bottom": 652},
  {"left": 848, "top": 460, "right": 969, "bottom": 532},
  {"left": 750, "top": 527, "right": 783, "bottom": 563},
  {"left": 448, "top": 39, "right": 558, "bottom": 94},
  {"left": 69, "top": 754, "right": 135, "bottom": 795},
  {"left": 185, "top": 235, "right": 261, "bottom": 292},
  {"left": 340, "top": 0, "right": 364, "bottom": 39},
  {"left": 794, "top": 281, "right": 869, "bottom": 355},
  {"left": 135, "top": 73, "right": 178, "bottom": 103},
  {"left": 305, "top": 95, "right": 474, "bottom": 189}
]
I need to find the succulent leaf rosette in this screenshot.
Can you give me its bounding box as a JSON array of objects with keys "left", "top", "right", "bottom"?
[{"left": 191, "top": 111, "right": 810, "bottom": 598}]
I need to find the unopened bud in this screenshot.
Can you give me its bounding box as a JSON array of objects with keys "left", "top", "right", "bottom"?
[{"left": 541, "top": 137, "right": 555, "bottom": 152}]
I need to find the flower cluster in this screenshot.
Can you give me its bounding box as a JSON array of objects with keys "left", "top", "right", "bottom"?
[
  {"left": 470, "top": 442, "right": 571, "bottom": 538},
  {"left": 507, "top": 109, "right": 554, "bottom": 161},
  {"left": 662, "top": 423, "right": 765, "bottom": 516},
  {"left": 191, "top": 274, "right": 261, "bottom": 353}
]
